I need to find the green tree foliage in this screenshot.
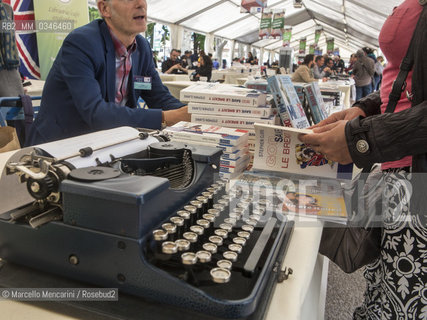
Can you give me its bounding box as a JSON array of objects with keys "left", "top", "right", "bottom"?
[
  {"left": 146, "top": 22, "right": 155, "bottom": 48},
  {"left": 192, "top": 33, "right": 206, "bottom": 53},
  {"left": 88, "top": 7, "right": 101, "bottom": 22}
]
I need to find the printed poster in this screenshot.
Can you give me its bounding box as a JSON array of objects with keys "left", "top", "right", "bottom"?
[{"left": 34, "top": 0, "right": 89, "bottom": 80}]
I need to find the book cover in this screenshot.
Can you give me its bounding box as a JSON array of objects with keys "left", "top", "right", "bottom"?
[
  {"left": 304, "top": 82, "right": 329, "bottom": 124},
  {"left": 188, "top": 102, "right": 275, "bottom": 118},
  {"left": 267, "top": 75, "right": 310, "bottom": 129},
  {"left": 163, "top": 121, "right": 248, "bottom": 146},
  {"left": 191, "top": 114, "right": 278, "bottom": 129},
  {"left": 219, "top": 156, "right": 251, "bottom": 173},
  {"left": 221, "top": 147, "right": 249, "bottom": 160},
  {"left": 220, "top": 154, "right": 251, "bottom": 168},
  {"left": 231, "top": 171, "right": 347, "bottom": 223},
  {"left": 253, "top": 123, "right": 353, "bottom": 179},
  {"left": 180, "top": 83, "right": 267, "bottom": 107}
]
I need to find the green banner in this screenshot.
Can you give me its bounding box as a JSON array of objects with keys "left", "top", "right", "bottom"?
[
  {"left": 259, "top": 11, "right": 272, "bottom": 39},
  {"left": 299, "top": 37, "right": 306, "bottom": 54},
  {"left": 34, "top": 0, "right": 89, "bottom": 80},
  {"left": 309, "top": 44, "right": 315, "bottom": 54},
  {"left": 282, "top": 26, "right": 292, "bottom": 47},
  {"left": 326, "top": 37, "right": 334, "bottom": 54},
  {"left": 271, "top": 10, "right": 285, "bottom": 38},
  {"left": 314, "top": 26, "right": 322, "bottom": 44}
]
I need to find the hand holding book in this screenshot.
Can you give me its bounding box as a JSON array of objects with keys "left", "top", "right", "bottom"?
[{"left": 298, "top": 120, "right": 352, "bottom": 164}]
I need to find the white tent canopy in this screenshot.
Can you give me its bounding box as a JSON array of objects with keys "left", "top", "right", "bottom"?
[{"left": 146, "top": 0, "right": 401, "bottom": 59}]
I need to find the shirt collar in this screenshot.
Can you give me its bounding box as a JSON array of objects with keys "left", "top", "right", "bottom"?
[{"left": 107, "top": 26, "right": 137, "bottom": 58}]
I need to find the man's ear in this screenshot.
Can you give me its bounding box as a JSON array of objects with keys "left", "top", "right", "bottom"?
[{"left": 97, "top": 0, "right": 112, "bottom": 18}]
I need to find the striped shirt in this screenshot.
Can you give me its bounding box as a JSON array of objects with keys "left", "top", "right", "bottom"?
[{"left": 108, "top": 28, "right": 137, "bottom": 106}]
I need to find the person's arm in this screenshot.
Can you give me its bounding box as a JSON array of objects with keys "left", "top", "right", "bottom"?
[
  {"left": 300, "top": 67, "right": 316, "bottom": 83},
  {"left": 346, "top": 101, "right": 427, "bottom": 168},
  {"left": 352, "top": 90, "right": 382, "bottom": 117}
]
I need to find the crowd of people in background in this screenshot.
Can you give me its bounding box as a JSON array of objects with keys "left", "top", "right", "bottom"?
[
  {"left": 153, "top": 46, "right": 386, "bottom": 93},
  {"left": 292, "top": 47, "right": 386, "bottom": 100}
]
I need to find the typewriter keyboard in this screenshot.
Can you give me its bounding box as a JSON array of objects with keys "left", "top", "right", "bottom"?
[{"left": 146, "top": 179, "right": 291, "bottom": 301}]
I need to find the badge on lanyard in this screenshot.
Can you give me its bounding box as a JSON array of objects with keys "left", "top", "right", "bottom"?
[{"left": 134, "top": 76, "right": 152, "bottom": 90}]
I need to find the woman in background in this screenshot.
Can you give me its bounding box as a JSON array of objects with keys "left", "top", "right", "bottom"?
[{"left": 193, "top": 54, "right": 213, "bottom": 82}]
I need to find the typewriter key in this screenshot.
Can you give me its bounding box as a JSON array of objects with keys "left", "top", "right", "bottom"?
[
  {"left": 219, "top": 223, "right": 233, "bottom": 232},
  {"left": 190, "top": 200, "right": 203, "bottom": 218},
  {"left": 223, "top": 251, "right": 238, "bottom": 262},
  {"left": 211, "top": 268, "right": 231, "bottom": 284},
  {"left": 196, "top": 219, "right": 210, "bottom": 229},
  {"left": 183, "top": 231, "right": 198, "bottom": 243},
  {"left": 162, "top": 241, "right": 178, "bottom": 254},
  {"left": 224, "top": 218, "right": 237, "bottom": 226},
  {"left": 153, "top": 229, "right": 168, "bottom": 241},
  {"left": 162, "top": 223, "right": 177, "bottom": 234},
  {"left": 217, "top": 199, "right": 229, "bottom": 207},
  {"left": 211, "top": 205, "right": 224, "bottom": 214},
  {"left": 184, "top": 205, "right": 197, "bottom": 224},
  {"left": 249, "top": 214, "right": 261, "bottom": 222},
  {"left": 202, "top": 192, "right": 213, "bottom": 206},
  {"left": 241, "top": 225, "right": 254, "bottom": 233},
  {"left": 245, "top": 218, "right": 258, "bottom": 226},
  {"left": 258, "top": 199, "right": 271, "bottom": 206},
  {"left": 252, "top": 208, "right": 265, "bottom": 215},
  {"left": 233, "top": 237, "right": 246, "bottom": 246},
  {"left": 237, "top": 202, "right": 249, "bottom": 210},
  {"left": 181, "top": 252, "right": 197, "bottom": 265},
  {"left": 196, "top": 196, "right": 208, "bottom": 213},
  {"left": 228, "top": 243, "right": 242, "bottom": 254},
  {"left": 196, "top": 250, "right": 212, "bottom": 263},
  {"left": 217, "top": 259, "right": 232, "bottom": 270},
  {"left": 237, "top": 231, "right": 251, "bottom": 239},
  {"left": 240, "top": 197, "right": 252, "bottom": 204},
  {"left": 177, "top": 210, "right": 191, "bottom": 220},
  {"left": 202, "top": 213, "right": 215, "bottom": 223},
  {"left": 203, "top": 242, "right": 218, "bottom": 254},
  {"left": 209, "top": 235, "right": 223, "bottom": 246},
  {"left": 211, "top": 183, "right": 220, "bottom": 189},
  {"left": 175, "top": 239, "right": 190, "bottom": 251},
  {"left": 228, "top": 212, "right": 240, "bottom": 220},
  {"left": 214, "top": 229, "right": 228, "bottom": 239},
  {"left": 170, "top": 216, "right": 184, "bottom": 226},
  {"left": 221, "top": 195, "right": 231, "bottom": 201},
  {"left": 190, "top": 225, "right": 204, "bottom": 235}
]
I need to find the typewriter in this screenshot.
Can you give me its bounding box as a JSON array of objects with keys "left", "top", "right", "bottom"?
[{"left": 0, "top": 127, "right": 293, "bottom": 319}]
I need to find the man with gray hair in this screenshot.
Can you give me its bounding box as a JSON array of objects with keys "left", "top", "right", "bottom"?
[{"left": 27, "top": 0, "right": 189, "bottom": 145}]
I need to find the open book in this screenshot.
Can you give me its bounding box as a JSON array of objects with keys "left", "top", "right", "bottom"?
[{"left": 253, "top": 123, "right": 353, "bottom": 179}]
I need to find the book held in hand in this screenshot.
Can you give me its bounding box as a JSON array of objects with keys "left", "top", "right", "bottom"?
[{"left": 253, "top": 123, "right": 353, "bottom": 179}]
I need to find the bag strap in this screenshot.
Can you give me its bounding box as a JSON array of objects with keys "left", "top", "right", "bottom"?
[{"left": 385, "top": 4, "right": 426, "bottom": 113}]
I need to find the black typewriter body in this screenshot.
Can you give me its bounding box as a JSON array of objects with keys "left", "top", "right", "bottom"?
[{"left": 0, "top": 141, "right": 294, "bottom": 319}]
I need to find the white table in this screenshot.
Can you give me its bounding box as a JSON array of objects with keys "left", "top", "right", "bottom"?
[
  {"left": 159, "top": 73, "right": 190, "bottom": 82},
  {"left": 162, "top": 80, "right": 194, "bottom": 100}
]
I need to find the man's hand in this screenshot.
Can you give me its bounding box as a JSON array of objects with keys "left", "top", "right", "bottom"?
[
  {"left": 299, "top": 120, "right": 353, "bottom": 164},
  {"left": 311, "top": 107, "right": 366, "bottom": 128},
  {"left": 163, "top": 106, "right": 191, "bottom": 127}
]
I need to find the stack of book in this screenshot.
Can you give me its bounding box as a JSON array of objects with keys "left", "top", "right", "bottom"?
[
  {"left": 181, "top": 82, "right": 278, "bottom": 168},
  {"left": 163, "top": 121, "right": 250, "bottom": 180}
]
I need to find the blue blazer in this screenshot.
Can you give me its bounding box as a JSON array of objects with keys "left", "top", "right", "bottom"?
[{"left": 27, "top": 19, "right": 184, "bottom": 146}]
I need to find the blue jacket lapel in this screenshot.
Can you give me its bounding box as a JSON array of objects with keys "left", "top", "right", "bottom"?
[{"left": 99, "top": 21, "right": 116, "bottom": 103}]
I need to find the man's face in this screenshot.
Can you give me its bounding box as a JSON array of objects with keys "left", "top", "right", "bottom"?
[
  {"left": 316, "top": 58, "right": 324, "bottom": 67},
  {"left": 170, "top": 51, "right": 179, "bottom": 61},
  {"left": 100, "top": 0, "right": 147, "bottom": 39},
  {"left": 327, "top": 60, "right": 334, "bottom": 68}
]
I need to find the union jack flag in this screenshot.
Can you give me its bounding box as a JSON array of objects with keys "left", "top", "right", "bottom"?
[{"left": 4, "top": 0, "right": 40, "bottom": 79}]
